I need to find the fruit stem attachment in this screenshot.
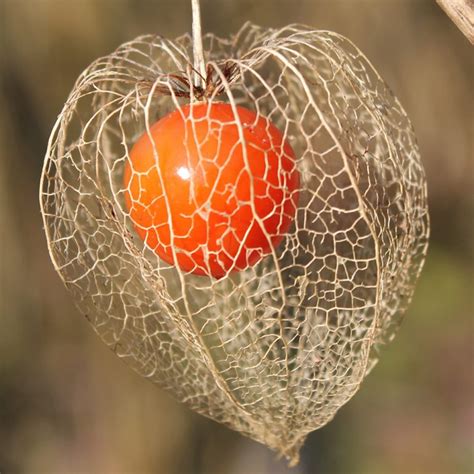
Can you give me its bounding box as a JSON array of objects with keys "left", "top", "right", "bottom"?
[{"left": 191, "top": 0, "right": 206, "bottom": 89}]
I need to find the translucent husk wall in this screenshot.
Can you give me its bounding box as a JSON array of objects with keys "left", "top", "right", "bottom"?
[{"left": 40, "top": 22, "right": 429, "bottom": 464}]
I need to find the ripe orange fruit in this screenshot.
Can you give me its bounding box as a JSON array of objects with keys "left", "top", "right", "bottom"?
[{"left": 124, "top": 102, "right": 299, "bottom": 278}]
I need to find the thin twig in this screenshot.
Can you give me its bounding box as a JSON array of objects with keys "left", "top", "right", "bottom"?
[
  {"left": 191, "top": 0, "right": 206, "bottom": 88},
  {"left": 436, "top": 0, "right": 474, "bottom": 44}
]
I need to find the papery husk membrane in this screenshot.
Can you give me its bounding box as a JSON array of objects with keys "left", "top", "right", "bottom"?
[{"left": 40, "top": 23, "right": 429, "bottom": 465}]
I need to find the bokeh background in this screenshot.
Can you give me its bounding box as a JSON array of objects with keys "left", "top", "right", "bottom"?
[{"left": 0, "top": 0, "right": 472, "bottom": 473}]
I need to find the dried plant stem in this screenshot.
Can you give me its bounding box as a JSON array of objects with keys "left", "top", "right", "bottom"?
[
  {"left": 191, "top": 0, "right": 206, "bottom": 88},
  {"left": 436, "top": 0, "right": 474, "bottom": 44}
]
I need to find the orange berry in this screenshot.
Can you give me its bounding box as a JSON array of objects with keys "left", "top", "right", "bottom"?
[{"left": 124, "top": 102, "right": 299, "bottom": 278}]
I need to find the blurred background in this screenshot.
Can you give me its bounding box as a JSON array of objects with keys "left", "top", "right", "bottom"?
[{"left": 0, "top": 0, "right": 472, "bottom": 473}]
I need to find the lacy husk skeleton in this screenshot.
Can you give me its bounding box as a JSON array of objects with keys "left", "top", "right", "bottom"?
[{"left": 40, "top": 21, "right": 429, "bottom": 465}]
